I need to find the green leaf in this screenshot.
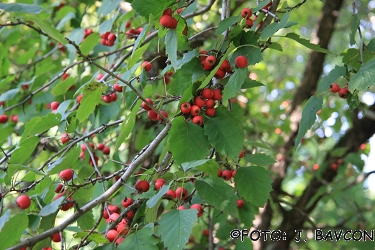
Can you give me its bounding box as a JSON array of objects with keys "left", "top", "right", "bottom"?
[
  {"left": 245, "top": 154, "right": 275, "bottom": 166},
  {"left": 122, "top": 225, "right": 158, "bottom": 250},
  {"left": 116, "top": 100, "right": 141, "bottom": 150},
  {"left": 295, "top": 96, "right": 323, "bottom": 147},
  {"left": 97, "top": 0, "right": 122, "bottom": 15},
  {"left": 52, "top": 77, "right": 76, "bottom": 95},
  {"left": 168, "top": 59, "right": 199, "bottom": 95},
  {"left": 348, "top": 58, "right": 375, "bottom": 92},
  {"left": 9, "top": 136, "right": 39, "bottom": 165},
  {"left": 77, "top": 210, "right": 95, "bottom": 231},
  {"left": 169, "top": 117, "right": 210, "bottom": 164},
  {"left": 216, "top": 16, "right": 241, "bottom": 35},
  {"left": 133, "top": 20, "right": 152, "bottom": 55},
  {"left": 223, "top": 68, "right": 248, "bottom": 100},
  {"left": 157, "top": 210, "right": 197, "bottom": 250},
  {"left": 0, "top": 3, "right": 43, "bottom": 14},
  {"left": 0, "top": 89, "right": 19, "bottom": 101},
  {"left": 267, "top": 42, "right": 283, "bottom": 51},
  {"left": 77, "top": 81, "right": 103, "bottom": 123},
  {"left": 234, "top": 166, "right": 272, "bottom": 207},
  {"left": 196, "top": 160, "right": 220, "bottom": 178},
  {"left": 56, "top": 12, "right": 75, "bottom": 30},
  {"left": 176, "top": 49, "right": 199, "bottom": 70},
  {"left": 46, "top": 146, "right": 80, "bottom": 175},
  {"left": 350, "top": 15, "right": 360, "bottom": 46},
  {"left": 0, "top": 212, "right": 28, "bottom": 249},
  {"left": 21, "top": 113, "right": 61, "bottom": 142},
  {"left": 181, "top": 159, "right": 210, "bottom": 172},
  {"left": 80, "top": 33, "right": 100, "bottom": 55},
  {"left": 131, "top": 0, "right": 175, "bottom": 17},
  {"left": 344, "top": 152, "right": 364, "bottom": 172},
  {"left": 242, "top": 78, "right": 264, "bottom": 89},
  {"left": 367, "top": 38, "right": 375, "bottom": 52},
  {"left": 316, "top": 65, "right": 347, "bottom": 95},
  {"left": 33, "top": 212, "right": 58, "bottom": 250},
  {"left": 196, "top": 178, "right": 237, "bottom": 215},
  {"left": 232, "top": 31, "right": 262, "bottom": 65},
  {"left": 260, "top": 12, "right": 290, "bottom": 39},
  {"left": 7, "top": 164, "right": 46, "bottom": 176},
  {"left": 26, "top": 15, "right": 67, "bottom": 45},
  {"left": 165, "top": 29, "right": 178, "bottom": 69},
  {"left": 204, "top": 107, "right": 243, "bottom": 159},
  {"left": 39, "top": 196, "right": 65, "bottom": 217},
  {"left": 74, "top": 231, "right": 108, "bottom": 244},
  {"left": 284, "top": 33, "right": 330, "bottom": 54},
  {"left": 146, "top": 184, "right": 170, "bottom": 208},
  {"left": 0, "top": 210, "right": 11, "bottom": 231},
  {"left": 129, "top": 45, "right": 149, "bottom": 69},
  {"left": 98, "top": 8, "right": 119, "bottom": 34}
]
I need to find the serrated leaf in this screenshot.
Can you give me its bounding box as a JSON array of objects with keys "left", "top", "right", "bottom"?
[
  {"left": 223, "top": 68, "right": 248, "bottom": 100},
  {"left": 46, "top": 146, "right": 80, "bottom": 174},
  {"left": 168, "top": 60, "right": 199, "bottom": 95},
  {"left": 74, "top": 231, "right": 108, "bottom": 244},
  {"left": 77, "top": 81, "right": 103, "bottom": 123},
  {"left": 196, "top": 160, "right": 220, "bottom": 178},
  {"left": 295, "top": 96, "right": 323, "bottom": 147},
  {"left": 204, "top": 107, "right": 243, "bottom": 159},
  {"left": 0, "top": 3, "right": 43, "bottom": 14},
  {"left": 157, "top": 210, "right": 197, "bottom": 250},
  {"left": 283, "top": 33, "right": 330, "bottom": 54},
  {"left": 129, "top": 45, "right": 149, "bottom": 68},
  {"left": 21, "top": 113, "right": 61, "bottom": 142},
  {"left": 9, "top": 136, "right": 39, "bottom": 165},
  {"left": 350, "top": 15, "right": 360, "bottom": 46},
  {"left": 98, "top": 8, "right": 119, "bottom": 34},
  {"left": 32, "top": 212, "right": 58, "bottom": 250},
  {"left": 347, "top": 91, "right": 362, "bottom": 111},
  {"left": 77, "top": 210, "right": 95, "bottom": 231},
  {"left": 216, "top": 16, "right": 241, "bottom": 35},
  {"left": 245, "top": 154, "right": 275, "bottom": 165},
  {"left": 260, "top": 12, "right": 290, "bottom": 39},
  {"left": 0, "top": 89, "right": 19, "bottom": 102},
  {"left": 234, "top": 166, "right": 272, "bottom": 207},
  {"left": 0, "top": 213, "right": 28, "bottom": 249},
  {"left": 80, "top": 33, "right": 100, "bottom": 55},
  {"left": 181, "top": 159, "right": 210, "bottom": 172},
  {"left": 116, "top": 100, "right": 141, "bottom": 150},
  {"left": 122, "top": 226, "right": 158, "bottom": 250},
  {"left": 232, "top": 31, "right": 262, "bottom": 66},
  {"left": 349, "top": 58, "right": 375, "bottom": 92},
  {"left": 133, "top": 20, "right": 152, "bottom": 55},
  {"left": 131, "top": 0, "right": 175, "bottom": 17},
  {"left": 165, "top": 29, "right": 178, "bottom": 69},
  {"left": 146, "top": 184, "right": 170, "bottom": 208},
  {"left": 268, "top": 42, "right": 283, "bottom": 51},
  {"left": 242, "top": 79, "right": 264, "bottom": 89},
  {"left": 316, "top": 65, "right": 346, "bottom": 95},
  {"left": 145, "top": 200, "right": 163, "bottom": 223},
  {"left": 52, "top": 77, "right": 76, "bottom": 95},
  {"left": 169, "top": 117, "right": 210, "bottom": 164},
  {"left": 26, "top": 15, "right": 66, "bottom": 45},
  {"left": 39, "top": 197, "right": 65, "bottom": 217},
  {"left": 196, "top": 179, "right": 237, "bottom": 214},
  {"left": 176, "top": 49, "right": 199, "bottom": 70},
  {"left": 7, "top": 164, "right": 46, "bottom": 176}
]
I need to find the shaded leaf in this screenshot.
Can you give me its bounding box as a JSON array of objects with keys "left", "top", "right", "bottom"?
[
  {"left": 0, "top": 213, "right": 28, "bottom": 249},
  {"left": 77, "top": 81, "right": 103, "bottom": 123},
  {"left": 317, "top": 65, "right": 346, "bottom": 95},
  {"left": 39, "top": 196, "right": 65, "bottom": 217},
  {"left": 80, "top": 33, "right": 100, "bottom": 55},
  {"left": 245, "top": 154, "right": 275, "bottom": 166},
  {"left": 52, "top": 77, "right": 76, "bottom": 96},
  {"left": 349, "top": 58, "right": 375, "bottom": 92},
  {"left": 26, "top": 15, "right": 66, "bottom": 45},
  {"left": 21, "top": 113, "right": 61, "bottom": 142},
  {"left": 74, "top": 231, "right": 108, "bottom": 244},
  {"left": 181, "top": 159, "right": 210, "bottom": 172},
  {"left": 0, "top": 3, "right": 43, "bottom": 14},
  {"left": 165, "top": 29, "right": 178, "bottom": 69},
  {"left": 9, "top": 136, "right": 40, "bottom": 165},
  {"left": 223, "top": 68, "right": 248, "bottom": 100},
  {"left": 77, "top": 210, "right": 95, "bottom": 231},
  {"left": 146, "top": 184, "right": 170, "bottom": 208},
  {"left": 284, "top": 33, "right": 330, "bottom": 54},
  {"left": 216, "top": 16, "right": 241, "bottom": 35},
  {"left": 122, "top": 225, "right": 158, "bottom": 250},
  {"left": 132, "top": 0, "right": 175, "bottom": 18},
  {"left": 242, "top": 79, "right": 264, "bottom": 89},
  {"left": 260, "top": 12, "right": 290, "bottom": 39},
  {"left": 46, "top": 146, "right": 80, "bottom": 175}
]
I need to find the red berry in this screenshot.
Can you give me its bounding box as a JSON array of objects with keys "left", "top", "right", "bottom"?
[
  {"left": 16, "top": 195, "right": 31, "bottom": 209},
  {"left": 108, "top": 204, "right": 120, "bottom": 214},
  {"left": 60, "top": 133, "right": 70, "bottom": 144},
  {"left": 77, "top": 95, "right": 83, "bottom": 103},
  {"left": 97, "top": 73, "right": 104, "bottom": 81},
  {"left": 232, "top": 170, "right": 237, "bottom": 177},
  {"left": 217, "top": 168, "right": 222, "bottom": 177},
  {"left": 51, "top": 101, "right": 60, "bottom": 111},
  {"left": 102, "top": 147, "right": 110, "bottom": 155},
  {"left": 170, "top": 17, "right": 178, "bottom": 29},
  {"left": 338, "top": 87, "right": 349, "bottom": 98},
  {"left": 190, "top": 105, "right": 201, "bottom": 116},
  {"left": 107, "top": 33, "right": 117, "bottom": 43},
  {"left": 110, "top": 92, "right": 117, "bottom": 102},
  {"left": 180, "top": 102, "right": 192, "bottom": 114},
  {"left": 235, "top": 56, "right": 248, "bottom": 68},
  {"left": 154, "top": 181, "right": 164, "bottom": 190},
  {"left": 147, "top": 110, "right": 158, "bottom": 121},
  {"left": 212, "top": 89, "right": 222, "bottom": 100},
  {"left": 246, "top": 19, "right": 254, "bottom": 28},
  {"left": 201, "top": 88, "right": 214, "bottom": 99},
  {"left": 175, "top": 187, "right": 188, "bottom": 200},
  {"left": 51, "top": 232, "right": 61, "bottom": 242},
  {"left": 55, "top": 184, "right": 64, "bottom": 193},
  {"left": 205, "top": 55, "right": 216, "bottom": 66},
  {"left": 220, "top": 59, "right": 232, "bottom": 72},
  {"left": 165, "top": 189, "right": 176, "bottom": 199},
  {"left": 237, "top": 199, "right": 245, "bottom": 208},
  {"left": 97, "top": 143, "right": 105, "bottom": 151},
  {"left": 222, "top": 170, "right": 232, "bottom": 181},
  {"left": 157, "top": 110, "right": 168, "bottom": 122},
  {"left": 203, "top": 229, "right": 210, "bottom": 237},
  {"left": 142, "top": 61, "right": 152, "bottom": 72},
  {"left": 135, "top": 180, "right": 150, "bottom": 193},
  {"left": 60, "top": 169, "right": 74, "bottom": 181},
  {"left": 142, "top": 98, "right": 153, "bottom": 111},
  {"left": 201, "top": 60, "right": 212, "bottom": 71},
  {"left": 239, "top": 150, "right": 245, "bottom": 158},
  {"left": 160, "top": 15, "right": 173, "bottom": 28},
  {"left": 329, "top": 83, "right": 340, "bottom": 93},
  {"left": 116, "top": 223, "right": 129, "bottom": 235},
  {"left": 205, "top": 99, "right": 215, "bottom": 108},
  {"left": 214, "top": 68, "right": 226, "bottom": 79},
  {"left": 126, "top": 210, "right": 134, "bottom": 219},
  {"left": 177, "top": 205, "right": 186, "bottom": 210},
  {"left": 42, "top": 247, "right": 52, "bottom": 250},
  {"left": 241, "top": 8, "right": 253, "bottom": 18},
  {"left": 194, "top": 96, "right": 206, "bottom": 108},
  {"left": 108, "top": 212, "right": 120, "bottom": 223},
  {"left": 62, "top": 73, "right": 69, "bottom": 81},
  {"left": 21, "top": 85, "right": 29, "bottom": 90},
  {"left": 122, "top": 197, "right": 134, "bottom": 208},
  {"left": 163, "top": 8, "right": 173, "bottom": 16},
  {"left": 192, "top": 115, "right": 204, "bottom": 126},
  {"left": 114, "top": 83, "right": 123, "bottom": 92},
  {"left": 102, "top": 95, "right": 112, "bottom": 103},
  {"left": 0, "top": 114, "right": 8, "bottom": 123},
  {"left": 205, "top": 107, "right": 216, "bottom": 117},
  {"left": 106, "top": 229, "right": 119, "bottom": 242},
  {"left": 190, "top": 203, "right": 204, "bottom": 217}
]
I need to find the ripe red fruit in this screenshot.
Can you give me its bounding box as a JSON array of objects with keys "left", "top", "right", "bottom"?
[
  {"left": 235, "top": 55, "right": 248, "bottom": 68},
  {"left": 108, "top": 204, "right": 120, "bottom": 214},
  {"left": 214, "top": 68, "right": 226, "bottom": 79},
  {"left": 201, "top": 88, "right": 214, "bottom": 99},
  {"left": 0, "top": 114, "right": 8, "bottom": 123},
  {"left": 114, "top": 83, "right": 123, "bottom": 92},
  {"left": 194, "top": 96, "right": 206, "bottom": 108},
  {"left": 122, "top": 197, "right": 133, "bottom": 208},
  {"left": 76, "top": 94, "right": 83, "bottom": 103},
  {"left": 142, "top": 98, "right": 153, "bottom": 110},
  {"left": 203, "top": 229, "right": 210, "bottom": 237},
  {"left": 190, "top": 105, "right": 201, "bottom": 116},
  {"left": 222, "top": 170, "right": 232, "bottom": 181},
  {"left": 147, "top": 110, "right": 158, "bottom": 121},
  {"left": 330, "top": 83, "right": 340, "bottom": 93},
  {"left": 237, "top": 199, "right": 245, "bottom": 208},
  {"left": 220, "top": 59, "right": 232, "bottom": 72},
  {"left": 175, "top": 187, "right": 189, "bottom": 200},
  {"left": 102, "top": 95, "right": 112, "bottom": 103},
  {"left": 205, "top": 107, "right": 216, "bottom": 117},
  {"left": 116, "top": 223, "right": 129, "bottom": 235},
  {"left": 205, "top": 99, "right": 215, "bottom": 108},
  {"left": 170, "top": 17, "right": 178, "bottom": 29},
  {"left": 126, "top": 210, "right": 134, "bottom": 219},
  {"left": 217, "top": 168, "right": 222, "bottom": 177},
  {"left": 102, "top": 147, "right": 110, "bottom": 155},
  {"left": 62, "top": 73, "right": 69, "bottom": 81},
  {"left": 21, "top": 84, "right": 29, "bottom": 90},
  {"left": 201, "top": 60, "right": 213, "bottom": 71},
  {"left": 246, "top": 19, "right": 254, "bottom": 28},
  {"left": 157, "top": 110, "right": 168, "bottom": 122},
  {"left": 338, "top": 87, "right": 349, "bottom": 98},
  {"left": 106, "top": 229, "right": 119, "bottom": 242},
  {"left": 199, "top": 50, "right": 208, "bottom": 61},
  {"left": 165, "top": 189, "right": 176, "bottom": 199},
  {"left": 16, "top": 195, "right": 31, "bottom": 209},
  {"left": 51, "top": 232, "right": 61, "bottom": 242},
  {"left": 190, "top": 203, "right": 204, "bottom": 217},
  {"left": 51, "top": 101, "right": 60, "bottom": 111},
  {"left": 160, "top": 15, "right": 173, "bottom": 28},
  {"left": 55, "top": 183, "right": 64, "bottom": 193},
  {"left": 231, "top": 170, "right": 237, "bottom": 177},
  {"left": 42, "top": 247, "right": 52, "bottom": 250},
  {"left": 212, "top": 89, "right": 222, "bottom": 100},
  {"left": 60, "top": 133, "right": 70, "bottom": 144},
  {"left": 97, "top": 73, "right": 104, "bottom": 81},
  {"left": 180, "top": 102, "right": 192, "bottom": 114},
  {"left": 10, "top": 115, "right": 18, "bottom": 123},
  {"left": 109, "top": 212, "right": 120, "bottom": 223},
  {"left": 192, "top": 115, "right": 204, "bottom": 126},
  {"left": 239, "top": 150, "right": 245, "bottom": 158},
  {"left": 97, "top": 143, "right": 105, "bottom": 151},
  {"left": 110, "top": 92, "right": 117, "bottom": 102},
  {"left": 60, "top": 169, "right": 74, "bottom": 181},
  {"left": 135, "top": 180, "right": 150, "bottom": 193},
  {"left": 107, "top": 33, "right": 117, "bottom": 43},
  {"left": 142, "top": 61, "right": 152, "bottom": 72},
  {"left": 241, "top": 8, "right": 253, "bottom": 18},
  {"left": 163, "top": 8, "right": 173, "bottom": 16},
  {"left": 205, "top": 55, "right": 216, "bottom": 66},
  {"left": 154, "top": 181, "right": 164, "bottom": 190},
  {"left": 61, "top": 197, "right": 74, "bottom": 211},
  {"left": 177, "top": 205, "right": 186, "bottom": 210}
]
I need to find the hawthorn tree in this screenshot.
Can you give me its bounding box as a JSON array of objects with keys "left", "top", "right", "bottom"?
[{"left": 1, "top": 0, "right": 375, "bottom": 250}]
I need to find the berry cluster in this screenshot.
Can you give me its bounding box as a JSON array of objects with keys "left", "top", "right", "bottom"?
[
  {"left": 241, "top": 7, "right": 254, "bottom": 28},
  {"left": 180, "top": 88, "right": 222, "bottom": 126},
  {"left": 0, "top": 114, "right": 8, "bottom": 123},
  {"left": 142, "top": 98, "right": 169, "bottom": 122},
  {"left": 79, "top": 141, "right": 110, "bottom": 166},
  {"left": 329, "top": 83, "right": 349, "bottom": 99},
  {"left": 100, "top": 32, "right": 117, "bottom": 47},
  {"left": 125, "top": 27, "right": 143, "bottom": 39},
  {"left": 102, "top": 92, "right": 118, "bottom": 103},
  {"left": 159, "top": 8, "right": 178, "bottom": 29},
  {"left": 83, "top": 28, "right": 93, "bottom": 42},
  {"left": 141, "top": 61, "right": 152, "bottom": 72}
]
